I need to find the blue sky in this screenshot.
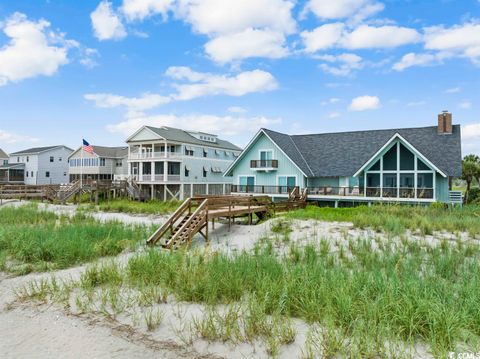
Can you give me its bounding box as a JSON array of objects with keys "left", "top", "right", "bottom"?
[{"left": 0, "top": 0, "right": 479, "bottom": 155}]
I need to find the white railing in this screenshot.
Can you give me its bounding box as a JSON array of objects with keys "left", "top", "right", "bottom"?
[
  {"left": 136, "top": 174, "right": 181, "bottom": 182},
  {"left": 129, "top": 151, "right": 183, "bottom": 160}
]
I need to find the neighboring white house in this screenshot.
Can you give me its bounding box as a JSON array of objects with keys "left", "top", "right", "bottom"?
[
  {"left": 68, "top": 145, "right": 128, "bottom": 182},
  {"left": 9, "top": 146, "right": 73, "bottom": 185},
  {"left": 0, "top": 148, "right": 8, "bottom": 165},
  {"left": 126, "top": 126, "right": 242, "bottom": 200}
]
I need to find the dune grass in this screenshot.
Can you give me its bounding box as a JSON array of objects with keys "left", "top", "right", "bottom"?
[
  {"left": 285, "top": 204, "right": 480, "bottom": 237},
  {"left": 22, "top": 236, "right": 480, "bottom": 358},
  {"left": 80, "top": 198, "right": 181, "bottom": 216},
  {"left": 0, "top": 204, "right": 150, "bottom": 274}
]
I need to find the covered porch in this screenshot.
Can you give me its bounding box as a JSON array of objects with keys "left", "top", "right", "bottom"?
[{"left": 0, "top": 163, "right": 25, "bottom": 184}]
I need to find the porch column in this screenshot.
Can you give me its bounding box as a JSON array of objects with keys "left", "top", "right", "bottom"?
[
  {"left": 223, "top": 183, "right": 226, "bottom": 195},
  {"left": 151, "top": 184, "right": 154, "bottom": 200},
  {"left": 380, "top": 156, "right": 383, "bottom": 197},
  {"left": 206, "top": 183, "right": 209, "bottom": 195},
  {"left": 396, "top": 142, "right": 400, "bottom": 198},
  {"left": 164, "top": 141, "right": 168, "bottom": 158},
  {"left": 163, "top": 161, "right": 168, "bottom": 182},
  {"left": 180, "top": 183, "right": 184, "bottom": 200},
  {"left": 139, "top": 144, "right": 143, "bottom": 159},
  {"left": 414, "top": 154, "right": 418, "bottom": 199},
  {"left": 151, "top": 161, "right": 155, "bottom": 182},
  {"left": 139, "top": 162, "right": 143, "bottom": 181}
]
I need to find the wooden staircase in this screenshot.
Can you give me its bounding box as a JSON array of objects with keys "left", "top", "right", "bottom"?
[
  {"left": 56, "top": 180, "right": 82, "bottom": 203},
  {"left": 146, "top": 198, "right": 208, "bottom": 249},
  {"left": 127, "top": 178, "right": 147, "bottom": 201}
]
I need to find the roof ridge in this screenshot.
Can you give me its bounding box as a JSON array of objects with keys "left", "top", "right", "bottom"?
[{"left": 289, "top": 135, "right": 315, "bottom": 176}]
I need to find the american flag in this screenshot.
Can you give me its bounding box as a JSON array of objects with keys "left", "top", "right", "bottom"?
[{"left": 82, "top": 139, "right": 94, "bottom": 154}]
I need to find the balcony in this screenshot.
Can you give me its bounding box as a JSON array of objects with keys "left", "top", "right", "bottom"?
[
  {"left": 250, "top": 159, "right": 278, "bottom": 170},
  {"left": 231, "top": 185, "right": 434, "bottom": 200},
  {"left": 133, "top": 174, "right": 181, "bottom": 182},
  {"left": 129, "top": 151, "right": 183, "bottom": 160}
]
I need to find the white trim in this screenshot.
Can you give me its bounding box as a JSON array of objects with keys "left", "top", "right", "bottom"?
[
  {"left": 126, "top": 126, "right": 165, "bottom": 142},
  {"left": 258, "top": 149, "right": 274, "bottom": 160},
  {"left": 353, "top": 133, "right": 447, "bottom": 178},
  {"left": 224, "top": 129, "right": 309, "bottom": 178}
]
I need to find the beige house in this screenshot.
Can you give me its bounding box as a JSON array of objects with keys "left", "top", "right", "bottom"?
[{"left": 68, "top": 145, "right": 128, "bottom": 182}]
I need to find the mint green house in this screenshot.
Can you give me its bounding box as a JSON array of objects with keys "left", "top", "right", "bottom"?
[{"left": 224, "top": 112, "right": 462, "bottom": 205}]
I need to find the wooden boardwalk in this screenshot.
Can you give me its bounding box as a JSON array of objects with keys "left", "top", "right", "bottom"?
[{"left": 147, "top": 188, "right": 308, "bottom": 249}]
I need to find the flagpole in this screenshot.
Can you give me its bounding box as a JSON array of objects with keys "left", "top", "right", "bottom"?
[{"left": 80, "top": 142, "right": 83, "bottom": 188}]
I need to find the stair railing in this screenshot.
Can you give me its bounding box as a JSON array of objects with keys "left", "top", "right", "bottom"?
[
  {"left": 165, "top": 198, "right": 208, "bottom": 248},
  {"left": 146, "top": 198, "right": 192, "bottom": 245}
]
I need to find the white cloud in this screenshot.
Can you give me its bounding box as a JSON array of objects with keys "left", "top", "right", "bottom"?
[
  {"left": 392, "top": 52, "right": 442, "bottom": 71},
  {"left": 175, "top": 0, "right": 295, "bottom": 63},
  {"left": 0, "top": 129, "right": 38, "bottom": 144},
  {"left": 348, "top": 95, "right": 380, "bottom": 111},
  {"left": 84, "top": 93, "right": 171, "bottom": 113},
  {"left": 304, "top": 0, "right": 384, "bottom": 23},
  {"left": 317, "top": 53, "right": 363, "bottom": 76},
  {"left": 175, "top": 0, "right": 296, "bottom": 36},
  {"left": 341, "top": 25, "right": 421, "bottom": 49},
  {"left": 106, "top": 113, "right": 281, "bottom": 137},
  {"left": 121, "top": 0, "right": 174, "bottom": 21},
  {"left": 424, "top": 22, "right": 480, "bottom": 64},
  {"left": 301, "top": 23, "right": 345, "bottom": 52},
  {"left": 91, "top": 1, "right": 127, "bottom": 40},
  {"left": 301, "top": 24, "right": 420, "bottom": 54},
  {"left": 0, "top": 13, "right": 71, "bottom": 86},
  {"left": 445, "top": 87, "right": 461, "bottom": 94},
  {"left": 462, "top": 123, "right": 480, "bottom": 155},
  {"left": 204, "top": 28, "right": 288, "bottom": 63},
  {"left": 459, "top": 100, "right": 472, "bottom": 109},
  {"left": 85, "top": 67, "right": 277, "bottom": 114},
  {"left": 166, "top": 67, "right": 278, "bottom": 100}
]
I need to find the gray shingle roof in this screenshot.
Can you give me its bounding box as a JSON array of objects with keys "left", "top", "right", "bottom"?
[
  {"left": 91, "top": 146, "right": 128, "bottom": 158},
  {"left": 10, "top": 145, "right": 72, "bottom": 155},
  {"left": 143, "top": 126, "right": 242, "bottom": 151},
  {"left": 0, "top": 148, "right": 8, "bottom": 158},
  {"left": 263, "top": 125, "right": 462, "bottom": 178}
]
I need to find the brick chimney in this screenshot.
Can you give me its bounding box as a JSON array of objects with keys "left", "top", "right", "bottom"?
[{"left": 438, "top": 110, "right": 452, "bottom": 135}]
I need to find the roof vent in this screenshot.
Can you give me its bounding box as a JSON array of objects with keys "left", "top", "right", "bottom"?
[{"left": 438, "top": 111, "right": 452, "bottom": 135}]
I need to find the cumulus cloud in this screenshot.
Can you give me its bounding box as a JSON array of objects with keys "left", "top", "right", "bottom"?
[
  {"left": 106, "top": 113, "right": 282, "bottom": 137},
  {"left": 406, "top": 101, "right": 426, "bottom": 107},
  {"left": 301, "top": 24, "right": 420, "bottom": 54},
  {"left": 165, "top": 67, "right": 278, "bottom": 100},
  {"left": 91, "top": 1, "right": 127, "bottom": 40},
  {"left": 0, "top": 129, "right": 39, "bottom": 144},
  {"left": 303, "top": 0, "right": 384, "bottom": 23},
  {"left": 444, "top": 87, "right": 461, "bottom": 94},
  {"left": 84, "top": 93, "right": 171, "bottom": 113},
  {"left": 121, "top": 0, "right": 174, "bottom": 21},
  {"left": 204, "top": 28, "right": 288, "bottom": 63},
  {"left": 317, "top": 53, "right": 363, "bottom": 76},
  {"left": 301, "top": 23, "right": 345, "bottom": 52},
  {"left": 348, "top": 95, "right": 381, "bottom": 111},
  {"left": 175, "top": 0, "right": 296, "bottom": 36},
  {"left": 462, "top": 123, "right": 480, "bottom": 155},
  {"left": 392, "top": 52, "right": 445, "bottom": 71},
  {"left": 0, "top": 13, "right": 72, "bottom": 86},
  {"left": 85, "top": 67, "right": 278, "bottom": 114},
  {"left": 227, "top": 106, "right": 247, "bottom": 113},
  {"left": 424, "top": 22, "right": 480, "bottom": 64}
]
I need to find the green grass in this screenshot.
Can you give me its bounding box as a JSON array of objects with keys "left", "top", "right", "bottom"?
[
  {"left": 81, "top": 198, "right": 181, "bottom": 215},
  {"left": 25, "top": 238, "right": 480, "bottom": 357},
  {"left": 285, "top": 204, "right": 480, "bottom": 237},
  {"left": 0, "top": 204, "right": 150, "bottom": 274}
]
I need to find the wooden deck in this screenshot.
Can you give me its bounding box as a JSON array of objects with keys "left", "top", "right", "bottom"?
[{"left": 147, "top": 188, "right": 308, "bottom": 249}]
